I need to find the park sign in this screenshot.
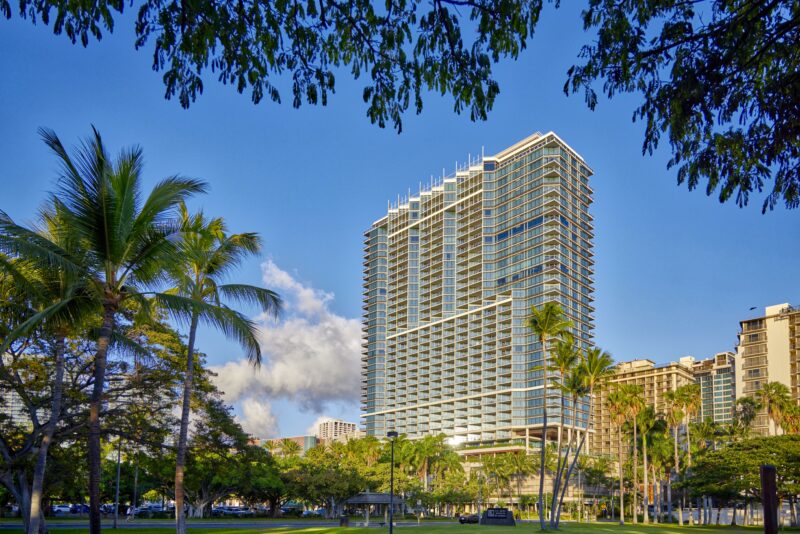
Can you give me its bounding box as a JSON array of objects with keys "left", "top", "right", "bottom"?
[{"left": 481, "top": 507, "right": 516, "bottom": 526}]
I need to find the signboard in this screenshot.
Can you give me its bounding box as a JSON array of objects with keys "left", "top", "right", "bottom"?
[{"left": 481, "top": 507, "right": 516, "bottom": 526}]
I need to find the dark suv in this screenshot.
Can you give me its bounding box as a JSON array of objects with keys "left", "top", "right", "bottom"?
[{"left": 459, "top": 514, "right": 479, "bottom": 524}]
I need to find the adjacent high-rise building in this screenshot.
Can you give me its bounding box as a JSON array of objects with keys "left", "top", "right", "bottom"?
[
  {"left": 317, "top": 419, "right": 360, "bottom": 441},
  {"left": 681, "top": 352, "right": 736, "bottom": 424},
  {"left": 362, "top": 132, "right": 595, "bottom": 448},
  {"left": 589, "top": 359, "right": 694, "bottom": 460},
  {"left": 735, "top": 303, "right": 800, "bottom": 435}
]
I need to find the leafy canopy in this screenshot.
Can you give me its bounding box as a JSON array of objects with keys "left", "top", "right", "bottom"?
[{"left": 4, "top": 0, "right": 797, "bottom": 210}]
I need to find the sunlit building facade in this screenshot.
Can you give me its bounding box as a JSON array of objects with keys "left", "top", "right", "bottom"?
[
  {"left": 362, "top": 132, "right": 595, "bottom": 449},
  {"left": 735, "top": 303, "right": 800, "bottom": 435}
]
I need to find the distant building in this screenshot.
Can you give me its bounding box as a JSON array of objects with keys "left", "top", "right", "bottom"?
[
  {"left": 735, "top": 303, "right": 800, "bottom": 435},
  {"left": 317, "top": 419, "right": 359, "bottom": 441},
  {"left": 589, "top": 359, "right": 694, "bottom": 460},
  {"left": 680, "top": 352, "right": 736, "bottom": 424},
  {"left": 0, "top": 386, "right": 29, "bottom": 427}
]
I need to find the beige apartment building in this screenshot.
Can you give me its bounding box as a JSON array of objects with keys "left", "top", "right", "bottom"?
[
  {"left": 317, "top": 419, "right": 361, "bottom": 441},
  {"left": 589, "top": 359, "right": 694, "bottom": 460},
  {"left": 735, "top": 303, "right": 800, "bottom": 435}
]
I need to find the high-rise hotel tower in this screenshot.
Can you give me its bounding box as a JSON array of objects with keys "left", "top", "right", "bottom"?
[{"left": 362, "top": 132, "right": 595, "bottom": 447}]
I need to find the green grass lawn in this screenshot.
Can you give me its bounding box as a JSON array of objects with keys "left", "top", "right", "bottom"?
[{"left": 1, "top": 522, "right": 795, "bottom": 534}]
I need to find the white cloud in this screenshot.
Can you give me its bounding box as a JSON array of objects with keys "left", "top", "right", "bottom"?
[
  {"left": 211, "top": 260, "right": 362, "bottom": 430},
  {"left": 237, "top": 397, "right": 279, "bottom": 439}
]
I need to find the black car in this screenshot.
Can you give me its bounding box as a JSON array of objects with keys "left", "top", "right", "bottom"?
[{"left": 459, "top": 514, "right": 479, "bottom": 524}]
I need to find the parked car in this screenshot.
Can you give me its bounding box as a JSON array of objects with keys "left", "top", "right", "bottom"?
[
  {"left": 459, "top": 514, "right": 479, "bottom": 524},
  {"left": 212, "top": 506, "right": 253, "bottom": 517},
  {"left": 51, "top": 504, "right": 71, "bottom": 514},
  {"left": 302, "top": 509, "right": 325, "bottom": 517},
  {"left": 70, "top": 504, "right": 90, "bottom": 514}
]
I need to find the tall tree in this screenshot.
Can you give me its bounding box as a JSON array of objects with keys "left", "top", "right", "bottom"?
[
  {"left": 547, "top": 335, "right": 579, "bottom": 527},
  {"left": 620, "top": 384, "right": 644, "bottom": 524},
  {"left": 637, "top": 405, "right": 657, "bottom": 524},
  {"left": 526, "top": 301, "right": 572, "bottom": 530},
  {"left": 554, "top": 346, "right": 614, "bottom": 527},
  {"left": 607, "top": 387, "right": 628, "bottom": 525},
  {"left": 0, "top": 127, "right": 207, "bottom": 534},
  {"left": 0, "top": 204, "right": 96, "bottom": 534},
  {"left": 168, "top": 207, "right": 281, "bottom": 534},
  {"left": 664, "top": 390, "right": 684, "bottom": 525}
]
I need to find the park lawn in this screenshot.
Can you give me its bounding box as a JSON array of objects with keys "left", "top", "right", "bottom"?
[{"left": 0, "top": 522, "right": 794, "bottom": 534}]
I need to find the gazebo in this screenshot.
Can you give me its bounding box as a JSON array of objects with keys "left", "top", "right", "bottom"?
[{"left": 343, "top": 492, "right": 406, "bottom": 526}]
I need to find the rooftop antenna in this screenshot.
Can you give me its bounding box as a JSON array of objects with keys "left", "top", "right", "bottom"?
[{"left": 482, "top": 145, "right": 485, "bottom": 160}]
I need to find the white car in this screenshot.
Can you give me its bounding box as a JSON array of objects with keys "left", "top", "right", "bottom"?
[{"left": 52, "top": 504, "right": 71, "bottom": 514}]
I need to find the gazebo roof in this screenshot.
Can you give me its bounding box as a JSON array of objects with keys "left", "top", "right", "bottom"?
[{"left": 344, "top": 492, "right": 406, "bottom": 505}]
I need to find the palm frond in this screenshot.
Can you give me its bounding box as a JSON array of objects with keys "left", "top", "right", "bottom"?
[
  {"left": 218, "top": 284, "right": 282, "bottom": 318},
  {"left": 152, "top": 292, "right": 262, "bottom": 365},
  {"left": 0, "top": 211, "right": 83, "bottom": 275}
]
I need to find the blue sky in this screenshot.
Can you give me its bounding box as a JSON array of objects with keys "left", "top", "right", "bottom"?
[{"left": 2, "top": 3, "right": 798, "bottom": 437}]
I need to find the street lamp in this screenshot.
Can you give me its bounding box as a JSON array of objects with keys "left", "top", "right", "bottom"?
[{"left": 387, "top": 431, "right": 398, "bottom": 534}]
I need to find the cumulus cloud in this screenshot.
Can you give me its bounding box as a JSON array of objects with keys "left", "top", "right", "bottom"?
[
  {"left": 211, "top": 260, "right": 362, "bottom": 423},
  {"left": 238, "top": 397, "right": 279, "bottom": 439}
]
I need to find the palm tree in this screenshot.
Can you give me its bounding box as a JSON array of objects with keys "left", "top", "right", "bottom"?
[
  {"left": 279, "top": 438, "right": 303, "bottom": 457},
  {"left": 0, "top": 128, "right": 207, "bottom": 534},
  {"left": 607, "top": 387, "right": 628, "bottom": 525},
  {"left": 733, "top": 396, "right": 760, "bottom": 438},
  {"left": 507, "top": 451, "right": 534, "bottom": 513},
  {"left": 170, "top": 207, "right": 281, "bottom": 534},
  {"left": 679, "top": 384, "right": 701, "bottom": 467},
  {"left": 3, "top": 205, "right": 99, "bottom": 534},
  {"left": 554, "top": 346, "right": 614, "bottom": 527},
  {"left": 637, "top": 405, "right": 657, "bottom": 524},
  {"left": 664, "top": 389, "right": 684, "bottom": 525},
  {"left": 547, "top": 335, "right": 579, "bottom": 526},
  {"left": 619, "top": 384, "right": 643, "bottom": 523},
  {"left": 526, "top": 302, "right": 572, "bottom": 530},
  {"left": 758, "top": 382, "right": 792, "bottom": 435}
]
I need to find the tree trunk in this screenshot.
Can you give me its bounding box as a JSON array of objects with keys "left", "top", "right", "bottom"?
[
  {"left": 549, "top": 390, "right": 565, "bottom": 528},
  {"left": 673, "top": 425, "right": 682, "bottom": 525},
  {"left": 175, "top": 313, "right": 199, "bottom": 534},
  {"left": 538, "top": 338, "right": 548, "bottom": 530},
  {"left": 89, "top": 306, "right": 116, "bottom": 534},
  {"left": 642, "top": 432, "right": 649, "bottom": 524},
  {"left": 667, "top": 471, "right": 672, "bottom": 522},
  {"left": 632, "top": 417, "right": 638, "bottom": 524},
  {"left": 555, "top": 390, "right": 595, "bottom": 527},
  {"left": 618, "top": 426, "right": 625, "bottom": 525},
  {"left": 27, "top": 336, "right": 65, "bottom": 534}
]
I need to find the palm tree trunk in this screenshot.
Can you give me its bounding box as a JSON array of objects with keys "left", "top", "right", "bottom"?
[
  {"left": 27, "top": 336, "right": 65, "bottom": 534},
  {"left": 175, "top": 313, "right": 199, "bottom": 534},
  {"left": 618, "top": 427, "right": 625, "bottom": 525},
  {"left": 538, "top": 340, "right": 548, "bottom": 530},
  {"left": 673, "top": 425, "right": 682, "bottom": 526},
  {"left": 666, "top": 473, "right": 672, "bottom": 522},
  {"left": 550, "top": 390, "right": 565, "bottom": 527},
  {"left": 632, "top": 418, "right": 638, "bottom": 524},
  {"left": 555, "top": 395, "right": 584, "bottom": 527},
  {"left": 642, "top": 433, "right": 649, "bottom": 524},
  {"left": 89, "top": 306, "right": 115, "bottom": 534}
]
